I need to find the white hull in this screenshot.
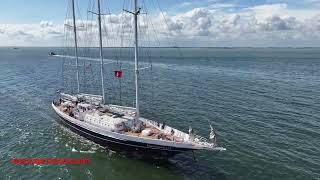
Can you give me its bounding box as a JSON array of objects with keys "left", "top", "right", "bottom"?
[{"left": 52, "top": 101, "right": 224, "bottom": 152}]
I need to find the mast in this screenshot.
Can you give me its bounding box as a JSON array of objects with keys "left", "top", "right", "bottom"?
[
  {"left": 97, "top": 0, "right": 106, "bottom": 104},
  {"left": 134, "top": 0, "right": 140, "bottom": 119},
  {"left": 71, "top": 0, "right": 80, "bottom": 93}
]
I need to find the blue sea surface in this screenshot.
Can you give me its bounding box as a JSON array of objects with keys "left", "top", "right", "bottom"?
[{"left": 0, "top": 47, "right": 319, "bottom": 179}]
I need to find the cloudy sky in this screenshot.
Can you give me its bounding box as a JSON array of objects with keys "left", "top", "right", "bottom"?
[{"left": 0, "top": 0, "right": 319, "bottom": 47}]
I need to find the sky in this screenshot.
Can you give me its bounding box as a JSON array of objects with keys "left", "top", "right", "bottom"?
[{"left": 0, "top": 0, "right": 319, "bottom": 47}]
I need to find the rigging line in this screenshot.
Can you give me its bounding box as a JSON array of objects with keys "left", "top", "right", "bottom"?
[
  {"left": 105, "top": 0, "right": 116, "bottom": 51},
  {"left": 141, "top": 11, "right": 151, "bottom": 59},
  {"left": 63, "top": 0, "right": 69, "bottom": 57},
  {"left": 75, "top": 0, "right": 84, "bottom": 27},
  {"left": 83, "top": 0, "right": 93, "bottom": 60},
  {"left": 91, "top": 12, "right": 98, "bottom": 94},
  {"left": 153, "top": 0, "right": 184, "bottom": 58},
  {"left": 146, "top": 0, "right": 163, "bottom": 47},
  {"left": 61, "top": 2, "right": 69, "bottom": 88},
  {"left": 116, "top": 13, "right": 123, "bottom": 63},
  {"left": 118, "top": 0, "right": 126, "bottom": 61},
  {"left": 83, "top": 1, "right": 92, "bottom": 91},
  {"left": 103, "top": 14, "right": 115, "bottom": 51},
  {"left": 153, "top": 0, "right": 174, "bottom": 44},
  {"left": 102, "top": 13, "right": 117, "bottom": 102},
  {"left": 115, "top": 1, "right": 126, "bottom": 106},
  {"left": 87, "top": 1, "right": 95, "bottom": 57},
  {"left": 145, "top": 13, "right": 161, "bottom": 48},
  {"left": 83, "top": 1, "right": 90, "bottom": 93},
  {"left": 141, "top": 7, "right": 151, "bottom": 63},
  {"left": 141, "top": 0, "right": 154, "bottom": 112},
  {"left": 75, "top": 0, "right": 85, "bottom": 58},
  {"left": 124, "top": 0, "right": 134, "bottom": 106},
  {"left": 64, "top": 1, "right": 71, "bottom": 92},
  {"left": 140, "top": 0, "right": 153, "bottom": 63},
  {"left": 110, "top": 3, "right": 122, "bottom": 105},
  {"left": 100, "top": 1, "right": 107, "bottom": 47},
  {"left": 63, "top": 1, "right": 71, "bottom": 57}
]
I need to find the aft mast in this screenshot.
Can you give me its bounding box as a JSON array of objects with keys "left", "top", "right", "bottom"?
[
  {"left": 133, "top": 0, "right": 140, "bottom": 119},
  {"left": 71, "top": 0, "right": 80, "bottom": 93},
  {"left": 97, "top": 0, "right": 106, "bottom": 104}
]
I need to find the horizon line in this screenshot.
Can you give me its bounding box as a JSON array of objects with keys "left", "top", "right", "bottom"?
[{"left": 1, "top": 46, "right": 320, "bottom": 49}]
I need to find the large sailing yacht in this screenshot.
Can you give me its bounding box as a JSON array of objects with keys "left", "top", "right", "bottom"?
[{"left": 52, "top": 0, "right": 225, "bottom": 158}]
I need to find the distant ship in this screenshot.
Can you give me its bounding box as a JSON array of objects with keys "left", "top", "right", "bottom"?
[
  {"left": 52, "top": 0, "right": 225, "bottom": 158},
  {"left": 48, "top": 52, "right": 56, "bottom": 56}
]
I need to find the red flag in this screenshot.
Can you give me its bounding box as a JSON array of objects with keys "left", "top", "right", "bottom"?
[{"left": 114, "top": 70, "right": 123, "bottom": 78}]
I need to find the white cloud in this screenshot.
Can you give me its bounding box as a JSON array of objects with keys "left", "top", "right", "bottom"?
[
  {"left": 244, "top": 3, "right": 320, "bottom": 21},
  {"left": 0, "top": 3, "right": 319, "bottom": 47},
  {"left": 40, "top": 21, "right": 53, "bottom": 28},
  {"left": 153, "top": 3, "right": 320, "bottom": 46}
]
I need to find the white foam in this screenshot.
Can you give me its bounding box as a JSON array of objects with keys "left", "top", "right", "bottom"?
[{"left": 79, "top": 150, "right": 95, "bottom": 154}]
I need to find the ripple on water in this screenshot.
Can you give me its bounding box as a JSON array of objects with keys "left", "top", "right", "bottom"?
[{"left": 0, "top": 47, "right": 320, "bottom": 179}]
